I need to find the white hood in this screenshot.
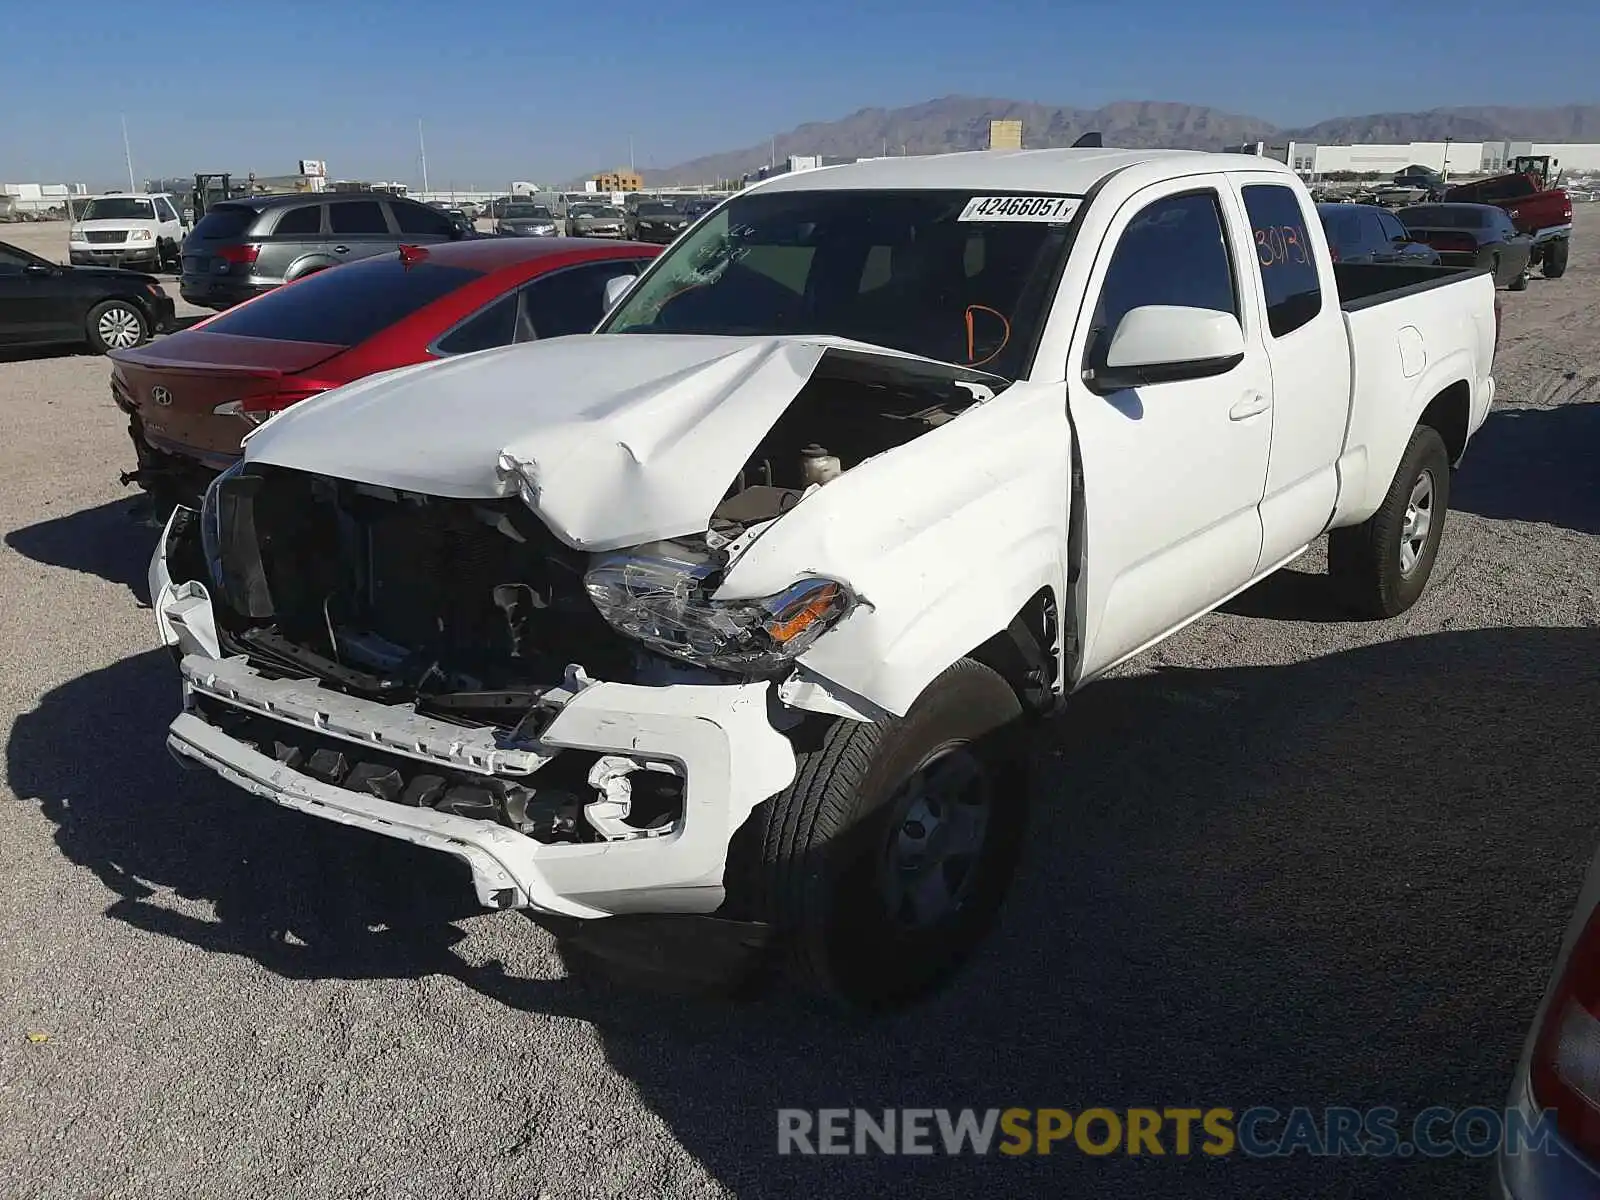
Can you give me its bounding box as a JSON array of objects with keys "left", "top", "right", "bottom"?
[{"left": 245, "top": 334, "right": 864, "bottom": 551}]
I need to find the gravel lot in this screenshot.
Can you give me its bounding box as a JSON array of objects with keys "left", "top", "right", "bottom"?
[{"left": 1, "top": 212, "right": 1597, "bottom": 1199}]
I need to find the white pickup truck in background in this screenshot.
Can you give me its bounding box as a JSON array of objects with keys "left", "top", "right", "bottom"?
[{"left": 151, "top": 148, "right": 1497, "bottom": 1008}]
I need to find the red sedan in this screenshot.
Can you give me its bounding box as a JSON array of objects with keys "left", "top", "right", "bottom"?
[{"left": 110, "top": 237, "right": 660, "bottom": 513}]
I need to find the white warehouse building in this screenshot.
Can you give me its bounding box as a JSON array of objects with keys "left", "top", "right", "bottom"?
[{"left": 1232, "top": 140, "right": 1600, "bottom": 177}]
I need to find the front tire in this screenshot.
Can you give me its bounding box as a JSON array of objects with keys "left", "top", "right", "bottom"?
[
  {"left": 86, "top": 299, "right": 150, "bottom": 353},
  {"left": 1543, "top": 238, "right": 1569, "bottom": 279},
  {"left": 723, "top": 659, "right": 1028, "bottom": 1010},
  {"left": 1329, "top": 425, "right": 1451, "bottom": 618}
]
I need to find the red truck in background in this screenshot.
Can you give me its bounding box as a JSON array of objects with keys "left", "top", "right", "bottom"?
[{"left": 1445, "top": 155, "right": 1573, "bottom": 279}]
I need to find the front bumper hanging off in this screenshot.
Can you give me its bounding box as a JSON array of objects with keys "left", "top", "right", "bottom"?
[{"left": 149, "top": 514, "right": 799, "bottom": 921}]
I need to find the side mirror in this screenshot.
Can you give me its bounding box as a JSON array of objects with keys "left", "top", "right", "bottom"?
[
  {"left": 1087, "top": 305, "right": 1245, "bottom": 393},
  {"left": 602, "top": 274, "right": 634, "bottom": 311}
]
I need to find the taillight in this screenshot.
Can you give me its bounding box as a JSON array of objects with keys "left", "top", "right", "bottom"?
[
  {"left": 1529, "top": 906, "right": 1600, "bottom": 1158},
  {"left": 1328, "top": 244, "right": 1341, "bottom": 262},
  {"left": 216, "top": 244, "right": 261, "bottom": 265},
  {"left": 214, "top": 387, "right": 324, "bottom": 424},
  {"left": 1493, "top": 295, "right": 1503, "bottom": 358}
]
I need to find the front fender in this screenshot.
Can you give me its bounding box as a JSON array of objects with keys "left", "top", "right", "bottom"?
[{"left": 714, "top": 381, "right": 1072, "bottom": 717}]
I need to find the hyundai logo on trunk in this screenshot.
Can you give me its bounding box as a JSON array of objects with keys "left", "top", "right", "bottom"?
[{"left": 151, "top": 386, "right": 173, "bottom": 407}]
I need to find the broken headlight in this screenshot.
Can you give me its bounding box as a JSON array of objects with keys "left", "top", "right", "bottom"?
[
  {"left": 583, "top": 544, "right": 853, "bottom": 674},
  {"left": 199, "top": 461, "right": 274, "bottom": 619}
]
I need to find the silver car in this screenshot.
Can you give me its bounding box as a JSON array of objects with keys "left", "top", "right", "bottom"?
[
  {"left": 495, "top": 204, "right": 561, "bottom": 237},
  {"left": 1498, "top": 837, "right": 1600, "bottom": 1197},
  {"left": 566, "top": 204, "right": 627, "bottom": 238}
]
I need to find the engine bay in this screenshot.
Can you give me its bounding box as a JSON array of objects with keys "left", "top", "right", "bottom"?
[{"left": 707, "top": 353, "right": 986, "bottom": 536}]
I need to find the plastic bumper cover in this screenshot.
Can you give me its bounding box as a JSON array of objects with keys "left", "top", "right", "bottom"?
[{"left": 149, "top": 515, "right": 799, "bottom": 920}]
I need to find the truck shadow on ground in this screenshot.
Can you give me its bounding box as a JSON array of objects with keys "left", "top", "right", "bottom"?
[
  {"left": 9, "top": 627, "right": 1597, "bottom": 1198},
  {"left": 4, "top": 497, "right": 161, "bottom": 603},
  {"left": 1452, "top": 400, "right": 1600, "bottom": 535}
]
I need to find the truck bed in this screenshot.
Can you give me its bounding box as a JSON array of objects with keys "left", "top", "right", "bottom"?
[
  {"left": 1329, "top": 260, "right": 1498, "bottom": 529},
  {"left": 1334, "top": 262, "right": 1486, "bottom": 311}
]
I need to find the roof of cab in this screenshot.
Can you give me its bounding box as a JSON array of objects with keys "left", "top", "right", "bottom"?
[{"left": 749, "top": 147, "right": 1297, "bottom": 197}]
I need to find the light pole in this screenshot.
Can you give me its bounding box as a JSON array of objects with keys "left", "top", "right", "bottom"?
[
  {"left": 121, "top": 114, "right": 136, "bottom": 191},
  {"left": 418, "top": 119, "right": 430, "bottom": 196}
]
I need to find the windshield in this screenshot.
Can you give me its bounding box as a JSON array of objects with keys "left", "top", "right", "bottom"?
[
  {"left": 599, "top": 188, "right": 1077, "bottom": 377},
  {"left": 574, "top": 206, "right": 622, "bottom": 219},
  {"left": 502, "top": 205, "right": 550, "bottom": 219},
  {"left": 637, "top": 202, "right": 679, "bottom": 217},
  {"left": 81, "top": 197, "right": 155, "bottom": 221}
]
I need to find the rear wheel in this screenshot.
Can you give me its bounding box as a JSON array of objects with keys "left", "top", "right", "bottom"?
[
  {"left": 1543, "top": 238, "right": 1569, "bottom": 279},
  {"left": 1329, "top": 425, "right": 1451, "bottom": 618},
  {"left": 1509, "top": 262, "right": 1530, "bottom": 291},
  {"left": 85, "top": 299, "right": 150, "bottom": 353},
  {"left": 722, "top": 659, "right": 1029, "bottom": 1011}
]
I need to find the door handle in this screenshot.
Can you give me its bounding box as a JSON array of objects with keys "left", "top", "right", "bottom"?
[
  {"left": 1229, "top": 392, "right": 1270, "bottom": 421},
  {"left": 332, "top": 244, "right": 350, "bottom": 254}
]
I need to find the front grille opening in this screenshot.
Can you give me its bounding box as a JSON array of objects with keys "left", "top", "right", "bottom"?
[{"left": 209, "top": 467, "right": 632, "bottom": 714}]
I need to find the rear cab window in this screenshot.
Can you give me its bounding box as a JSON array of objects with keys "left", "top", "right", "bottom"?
[
  {"left": 198, "top": 258, "right": 483, "bottom": 347},
  {"left": 1241, "top": 184, "right": 1324, "bottom": 337}
]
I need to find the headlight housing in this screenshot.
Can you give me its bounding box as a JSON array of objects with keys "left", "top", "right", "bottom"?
[
  {"left": 584, "top": 543, "right": 853, "bottom": 674},
  {"left": 128, "top": 229, "right": 154, "bottom": 242},
  {"left": 200, "top": 461, "right": 274, "bottom": 619}
]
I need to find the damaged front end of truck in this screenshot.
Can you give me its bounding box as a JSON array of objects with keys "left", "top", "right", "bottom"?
[{"left": 149, "top": 333, "right": 1065, "bottom": 927}]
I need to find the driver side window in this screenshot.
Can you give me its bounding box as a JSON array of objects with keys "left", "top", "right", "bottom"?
[{"left": 1089, "top": 191, "right": 1238, "bottom": 359}]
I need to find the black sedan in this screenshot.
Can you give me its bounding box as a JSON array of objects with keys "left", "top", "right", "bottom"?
[
  {"left": 627, "top": 200, "right": 691, "bottom": 244},
  {"left": 0, "top": 239, "right": 175, "bottom": 353},
  {"left": 1396, "top": 203, "right": 1534, "bottom": 291},
  {"left": 1317, "top": 202, "right": 1441, "bottom": 266}
]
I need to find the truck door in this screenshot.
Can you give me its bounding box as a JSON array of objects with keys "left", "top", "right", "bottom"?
[
  {"left": 1067, "top": 178, "right": 1273, "bottom": 676},
  {"left": 1233, "top": 179, "right": 1353, "bottom": 569}
]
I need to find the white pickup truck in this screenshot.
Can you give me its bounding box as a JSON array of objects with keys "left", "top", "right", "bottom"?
[{"left": 151, "top": 149, "right": 1497, "bottom": 1008}]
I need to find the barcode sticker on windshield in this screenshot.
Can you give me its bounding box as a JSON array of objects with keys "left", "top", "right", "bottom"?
[{"left": 958, "top": 196, "right": 1081, "bottom": 223}]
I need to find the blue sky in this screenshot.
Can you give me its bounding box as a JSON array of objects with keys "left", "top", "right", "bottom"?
[{"left": 3, "top": 0, "right": 1594, "bottom": 188}]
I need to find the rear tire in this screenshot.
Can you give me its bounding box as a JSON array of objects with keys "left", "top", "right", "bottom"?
[
  {"left": 722, "top": 659, "right": 1028, "bottom": 1011},
  {"left": 85, "top": 299, "right": 150, "bottom": 353},
  {"left": 1543, "top": 238, "right": 1569, "bottom": 279},
  {"left": 1509, "top": 263, "right": 1530, "bottom": 291},
  {"left": 1329, "top": 425, "right": 1451, "bottom": 619}
]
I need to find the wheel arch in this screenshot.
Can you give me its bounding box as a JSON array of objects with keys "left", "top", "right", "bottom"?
[
  {"left": 284, "top": 256, "right": 338, "bottom": 281},
  {"left": 1418, "top": 378, "right": 1473, "bottom": 465}
]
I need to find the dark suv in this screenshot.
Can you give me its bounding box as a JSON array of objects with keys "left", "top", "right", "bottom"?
[{"left": 179, "top": 193, "right": 468, "bottom": 310}]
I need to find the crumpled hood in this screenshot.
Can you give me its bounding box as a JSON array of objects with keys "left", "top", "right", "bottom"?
[{"left": 244, "top": 334, "right": 851, "bottom": 550}]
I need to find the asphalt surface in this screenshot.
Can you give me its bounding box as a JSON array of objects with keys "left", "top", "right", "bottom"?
[{"left": 1, "top": 215, "right": 1598, "bottom": 1198}]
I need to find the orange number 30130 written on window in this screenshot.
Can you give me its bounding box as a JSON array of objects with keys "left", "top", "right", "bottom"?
[{"left": 1254, "top": 224, "right": 1309, "bottom": 268}]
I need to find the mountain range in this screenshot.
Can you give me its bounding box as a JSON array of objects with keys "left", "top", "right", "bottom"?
[{"left": 640, "top": 98, "right": 1600, "bottom": 184}]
